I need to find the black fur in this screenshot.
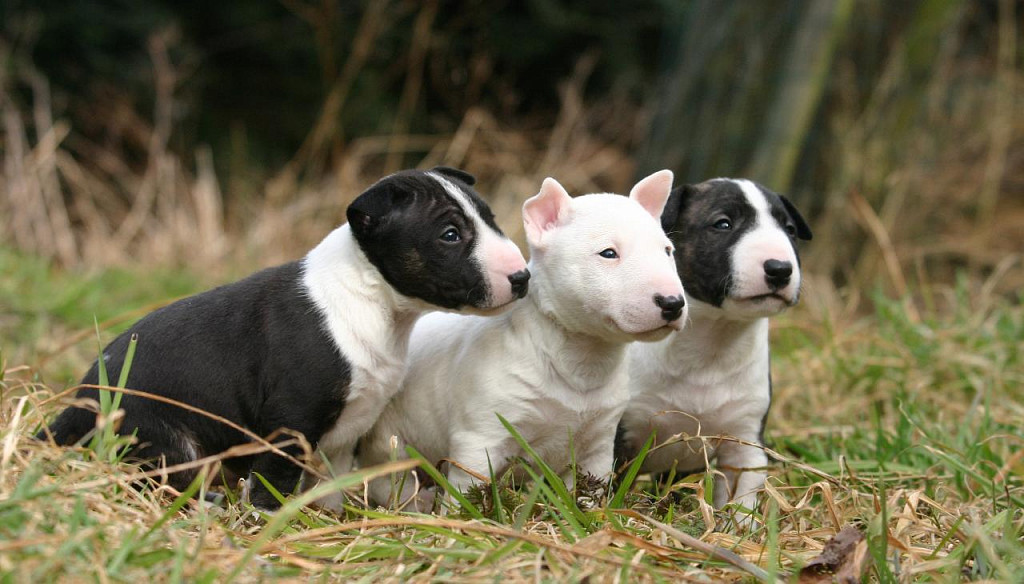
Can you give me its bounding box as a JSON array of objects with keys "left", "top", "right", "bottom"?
[
  {"left": 432, "top": 165, "right": 476, "bottom": 186},
  {"left": 38, "top": 167, "right": 506, "bottom": 508},
  {"left": 778, "top": 194, "right": 813, "bottom": 241},
  {"left": 39, "top": 263, "right": 347, "bottom": 507},
  {"left": 349, "top": 168, "right": 505, "bottom": 310},
  {"left": 661, "top": 180, "right": 812, "bottom": 307}
]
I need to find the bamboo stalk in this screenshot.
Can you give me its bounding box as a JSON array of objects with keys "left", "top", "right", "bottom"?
[{"left": 746, "top": 0, "right": 854, "bottom": 192}]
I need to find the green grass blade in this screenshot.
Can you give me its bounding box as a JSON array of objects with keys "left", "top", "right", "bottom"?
[
  {"left": 486, "top": 453, "right": 506, "bottom": 523},
  {"left": 93, "top": 317, "right": 109, "bottom": 408},
  {"left": 251, "top": 471, "right": 289, "bottom": 507},
  {"left": 251, "top": 473, "right": 318, "bottom": 529},
  {"left": 106, "top": 473, "right": 205, "bottom": 576},
  {"left": 513, "top": 481, "right": 545, "bottom": 531},
  {"left": 609, "top": 433, "right": 654, "bottom": 509},
  {"left": 144, "top": 471, "right": 204, "bottom": 538},
  {"left": 229, "top": 459, "right": 421, "bottom": 580},
  {"left": 404, "top": 445, "right": 485, "bottom": 520},
  {"left": 517, "top": 464, "right": 586, "bottom": 541},
  {"left": 495, "top": 413, "right": 587, "bottom": 529},
  {"left": 112, "top": 333, "right": 137, "bottom": 412}
]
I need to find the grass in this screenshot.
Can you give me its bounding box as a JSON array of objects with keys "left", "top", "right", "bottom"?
[
  {"left": 2, "top": 2, "right": 1020, "bottom": 578},
  {"left": 0, "top": 247, "right": 205, "bottom": 383},
  {"left": 1, "top": 248, "right": 1021, "bottom": 582}
]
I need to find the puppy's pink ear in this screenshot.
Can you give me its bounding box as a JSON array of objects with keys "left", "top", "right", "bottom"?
[
  {"left": 629, "top": 169, "right": 674, "bottom": 219},
  {"left": 523, "top": 178, "right": 572, "bottom": 247}
]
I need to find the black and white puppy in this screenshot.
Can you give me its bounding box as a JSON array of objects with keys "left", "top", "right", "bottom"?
[
  {"left": 359, "top": 171, "right": 685, "bottom": 511},
  {"left": 38, "top": 167, "right": 530, "bottom": 509},
  {"left": 617, "top": 178, "right": 811, "bottom": 515}
]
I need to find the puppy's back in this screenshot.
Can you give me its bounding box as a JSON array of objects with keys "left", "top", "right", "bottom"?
[{"left": 40, "top": 262, "right": 349, "bottom": 453}]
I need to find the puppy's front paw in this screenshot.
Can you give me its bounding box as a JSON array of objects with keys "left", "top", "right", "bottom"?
[
  {"left": 407, "top": 487, "right": 437, "bottom": 513},
  {"left": 314, "top": 490, "right": 348, "bottom": 514}
]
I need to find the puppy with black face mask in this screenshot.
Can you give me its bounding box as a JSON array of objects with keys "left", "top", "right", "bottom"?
[
  {"left": 617, "top": 178, "right": 812, "bottom": 519},
  {"left": 38, "top": 167, "right": 529, "bottom": 510}
]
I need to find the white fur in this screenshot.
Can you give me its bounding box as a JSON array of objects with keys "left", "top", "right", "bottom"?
[
  {"left": 301, "top": 225, "right": 425, "bottom": 508},
  {"left": 360, "top": 172, "right": 685, "bottom": 509},
  {"left": 622, "top": 178, "right": 804, "bottom": 517},
  {"left": 625, "top": 315, "right": 771, "bottom": 511}
]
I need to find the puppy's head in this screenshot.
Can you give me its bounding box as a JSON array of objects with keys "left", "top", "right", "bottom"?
[
  {"left": 660, "top": 178, "right": 812, "bottom": 320},
  {"left": 523, "top": 170, "right": 687, "bottom": 343},
  {"left": 347, "top": 166, "right": 529, "bottom": 313}
]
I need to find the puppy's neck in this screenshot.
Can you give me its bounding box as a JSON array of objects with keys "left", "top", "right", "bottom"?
[
  {"left": 661, "top": 300, "right": 769, "bottom": 376},
  {"left": 519, "top": 286, "right": 627, "bottom": 392},
  {"left": 302, "top": 225, "right": 423, "bottom": 368}
]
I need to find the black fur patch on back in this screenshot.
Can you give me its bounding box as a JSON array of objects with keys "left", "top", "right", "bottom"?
[
  {"left": 39, "top": 262, "right": 351, "bottom": 499},
  {"left": 347, "top": 167, "right": 502, "bottom": 310}
]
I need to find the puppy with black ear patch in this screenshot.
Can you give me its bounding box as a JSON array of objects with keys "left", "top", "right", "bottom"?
[
  {"left": 38, "top": 167, "right": 529, "bottom": 510},
  {"left": 617, "top": 178, "right": 812, "bottom": 518},
  {"left": 359, "top": 170, "right": 686, "bottom": 511}
]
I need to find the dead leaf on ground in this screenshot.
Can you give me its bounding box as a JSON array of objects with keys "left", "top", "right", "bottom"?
[
  {"left": 571, "top": 529, "right": 615, "bottom": 554},
  {"left": 798, "top": 525, "right": 870, "bottom": 584}
]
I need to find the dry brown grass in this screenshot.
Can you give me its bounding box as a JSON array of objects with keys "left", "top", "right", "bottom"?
[
  {"left": 0, "top": 40, "right": 640, "bottom": 279},
  {"left": 1, "top": 9, "right": 1022, "bottom": 581},
  {"left": 3, "top": 263, "right": 1021, "bottom": 581}
]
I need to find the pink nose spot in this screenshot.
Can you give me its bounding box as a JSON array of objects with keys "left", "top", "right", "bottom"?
[{"left": 497, "top": 240, "right": 528, "bottom": 272}]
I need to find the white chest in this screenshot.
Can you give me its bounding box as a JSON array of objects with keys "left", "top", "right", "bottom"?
[
  {"left": 300, "top": 226, "right": 420, "bottom": 463},
  {"left": 625, "top": 318, "right": 773, "bottom": 472}
]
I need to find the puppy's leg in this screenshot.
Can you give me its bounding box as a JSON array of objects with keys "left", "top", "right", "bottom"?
[
  {"left": 126, "top": 421, "right": 202, "bottom": 496},
  {"left": 351, "top": 429, "right": 420, "bottom": 511},
  {"left": 713, "top": 436, "right": 767, "bottom": 514},
  {"left": 572, "top": 436, "right": 615, "bottom": 504},
  {"left": 307, "top": 392, "right": 393, "bottom": 512},
  {"left": 249, "top": 402, "right": 324, "bottom": 510},
  {"left": 318, "top": 385, "right": 395, "bottom": 479},
  {"left": 576, "top": 434, "right": 616, "bottom": 481},
  {"left": 446, "top": 433, "right": 514, "bottom": 497}
]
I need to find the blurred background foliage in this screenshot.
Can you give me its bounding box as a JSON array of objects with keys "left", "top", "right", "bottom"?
[{"left": 1, "top": 0, "right": 1021, "bottom": 301}]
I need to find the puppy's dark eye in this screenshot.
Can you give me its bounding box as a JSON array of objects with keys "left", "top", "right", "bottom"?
[
  {"left": 440, "top": 227, "right": 461, "bottom": 243},
  {"left": 599, "top": 248, "right": 618, "bottom": 259},
  {"left": 665, "top": 246, "right": 673, "bottom": 257},
  {"left": 785, "top": 224, "right": 797, "bottom": 237},
  {"left": 712, "top": 218, "right": 732, "bottom": 231}
]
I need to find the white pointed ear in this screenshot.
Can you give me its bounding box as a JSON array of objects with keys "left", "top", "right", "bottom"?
[
  {"left": 522, "top": 177, "right": 572, "bottom": 247},
  {"left": 629, "top": 169, "right": 674, "bottom": 219}
]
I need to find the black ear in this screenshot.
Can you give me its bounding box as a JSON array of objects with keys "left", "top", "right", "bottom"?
[
  {"left": 432, "top": 166, "right": 476, "bottom": 186},
  {"left": 346, "top": 206, "right": 377, "bottom": 237},
  {"left": 347, "top": 182, "right": 402, "bottom": 238},
  {"left": 660, "top": 185, "right": 691, "bottom": 233},
  {"left": 779, "top": 194, "right": 813, "bottom": 241}
]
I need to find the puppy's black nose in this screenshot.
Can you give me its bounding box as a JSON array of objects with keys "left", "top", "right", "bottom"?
[
  {"left": 508, "top": 269, "right": 531, "bottom": 299},
  {"left": 654, "top": 294, "right": 685, "bottom": 322},
  {"left": 763, "top": 259, "right": 793, "bottom": 289}
]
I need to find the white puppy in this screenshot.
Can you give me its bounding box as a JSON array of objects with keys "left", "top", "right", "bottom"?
[
  {"left": 359, "top": 171, "right": 687, "bottom": 509},
  {"left": 618, "top": 178, "right": 812, "bottom": 516}
]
